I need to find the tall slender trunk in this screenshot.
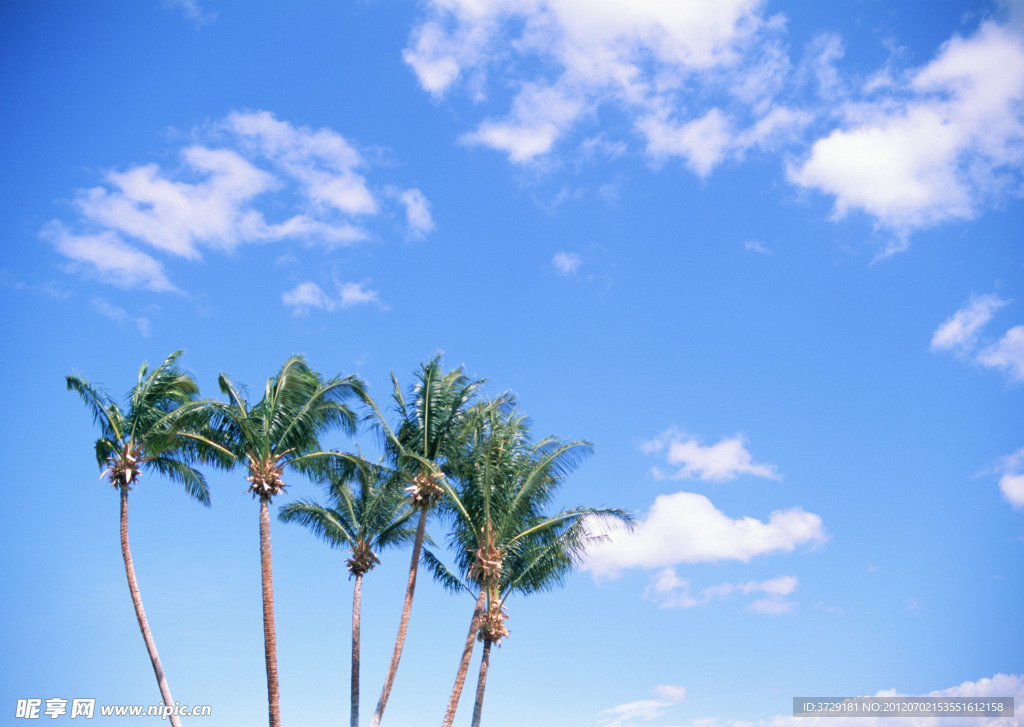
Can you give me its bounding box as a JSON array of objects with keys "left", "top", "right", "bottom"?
[
  {"left": 351, "top": 573, "right": 362, "bottom": 727},
  {"left": 442, "top": 588, "right": 486, "bottom": 727},
  {"left": 369, "top": 506, "right": 428, "bottom": 727},
  {"left": 120, "top": 487, "right": 183, "bottom": 727},
  {"left": 260, "top": 497, "right": 281, "bottom": 727},
  {"left": 470, "top": 639, "right": 493, "bottom": 727}
]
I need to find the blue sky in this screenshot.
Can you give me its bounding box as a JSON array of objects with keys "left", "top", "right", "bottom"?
[{"left": 2, "top": 0, "right": 1023, "bottom": 725}]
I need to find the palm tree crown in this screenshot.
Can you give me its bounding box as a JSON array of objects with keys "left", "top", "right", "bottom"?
[
  {"left": 431, "top": 399, "right": 632, "bottom": 727},
  {"left": 67, "top": 349, "right": 212, "bottom": 504},
  {"left": 279, "top": 456, "right": 416, "bottom": 727},
  {"left": 66, "top": 350, "right": 216, "bottom": 727},
  {"left": 191, "top": 355, "right": 365, "bottom": 727},
  {"left": 365, "top": 356, "right": 484, "bottom": 727}
]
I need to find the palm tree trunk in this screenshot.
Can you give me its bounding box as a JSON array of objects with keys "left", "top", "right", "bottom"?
[
  {"left": 470, "top": 639, "right": 493, "bottom": 727},
  {"left": 351, "top": 573, "right": 362, "bottom": 727},
  {"left": 260, "top": 497, "right": 281, "bottom": 727},
  {"left": 442, "top": 588, "right": 486, "bottom": 727},
  {"left": 369, "top": 506, "right": 428, "bottom": 727},
  {"left": 120, "top": 487, "right": 183, "bottom": 727}
]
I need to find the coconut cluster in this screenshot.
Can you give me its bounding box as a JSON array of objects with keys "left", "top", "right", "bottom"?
[
  {"left": 404, "top": 470, "right": 444, "bottom": 508},
  {"left": 477, "top": 602, "right": 510, "bottom": 645},
  {"left": 246, "top": 455, "right": 287, "bottom": 500},
  {"left": 346, "top": 540, "right": 381, "bottom": 577}
]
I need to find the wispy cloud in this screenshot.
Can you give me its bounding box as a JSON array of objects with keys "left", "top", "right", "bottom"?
[
  {"left": 405, "top": 2, "right": 1024, "bottom": 251},
  {"left": 977, "top": 326, "right": 1024, "bottom": 381},
  {"left": 90, "top": 297, "right": 150, "bottom": 337},
  {"left": 931, "top": 293, "right": 1010, "bottom": 353},
  {"left": 643, "top": 428, "right": 780, "bottom": 482},
  {"left": 583, "top": 490, "right": 826, "bottom": 578},
  {"left": 0, "top": 269, "right": 73, "bottom": 300},
  {"left": 396, "top": 188, "right": 435, "bottom": 238},
  {"left": 601, "top": 684, "right": 687, "bottom": 726},
  {"left": 600, "top": 699, "right": 675, "bottom": 727},
  {"left": 163, "top": 0, "right": 217, "bottom": 27},
  {"left": 406, "top": 0, "right": 792, "bottom": 168},
  {"left": 552, "top": 251, "right": 583, "bottom": 276},
  {"left": 47, "top": 111, "right": 433, "bottom": 292},
  {"left": 993, "top": 447, "right": 1024, "bottom": 509},
  {"left": 43, "top": 223, "right": 178, "bottom": 293},
  {"left": 282, "top": 280, "right": 385, "bottom": 314},
  {"left": 931, "top": 293, "right": 1023, "bottom": 381},
  {"left": 645, "top": 569, "right": 798, "bottom": 614}
]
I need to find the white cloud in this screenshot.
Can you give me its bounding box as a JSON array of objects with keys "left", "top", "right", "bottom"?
[
  {"left": 931, "top": 294, "right": 1010, "bottom": 353},
  {"left": 405, "top": 2, "right": 1024, "bottom": 246},
  {"left": 397, "top": 188, "right": 435, "bottom": 238},
  {"left": 407, "top": 0, "right": 780, "bottom": 166},
  {"left": 653, "top": 685, "right": 687, "bottom": 702},
  {"left": 553, "top": 251, "right": 582, "bottom": 275},
  {"left": 977, "top": 325, "right": 1024, "bottom": 380},
  {"left": 643, "top": 428, "right": 780, "bottom": 481},
  {"left": 644, "top": 568, "right": 797, "bottom": 614},
  {"left": 282, "top": 282, "right": 336, "bottom": 314},
  {"left": 77, "top": 146, "right": 278, "bottom": 259},
  {"left": 639, "top": 108, "right": 734, "bottom": 177},
  {"left": 338, "top": 281, "right": 383, "bottom": 308},
  {"left": 461, "top": 83, "right": 588, "bottom": 163},
  {"left": 43, "top": 224, "right": 177, "bottom": 293},
  {"left": 226, "top": 110, "right": 378, "bottom": 217},
  {"left": 994, "top": 447, "right": 1024, "bottom": 508},
  {"left": 602, "top": 684, "right": 687, "bottom": 726},
  {"left": 931, "top": 293, "right": 1023, "bottom": 381},
  {"left": 49, "top": 110, "right": 433, "bottom": 292},
  {"left": 790, "top": 21, "right": 1024, "bottom": 241},
  {"left": 745, "top": 240, "right": 771, "bottom": 254},
  {"left": 599, "top": 699, "right": 675, "bottom": 726},
  {"left": 282, "top": 280, "right": 385, "bottom": 315},
  {"left": 584, "top": 491, "right": 827, "bottom": 578}
]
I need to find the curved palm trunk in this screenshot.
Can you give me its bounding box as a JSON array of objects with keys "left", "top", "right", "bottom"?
[
  {"left": 369, "top": 506, "right": 428, "bottom": 727},
  {"left": 120, "top": 487, "right": 183, "bottom": 727},
  {"left": 260, "top": 498, "right": 281, "bottom": 727},
  {"left": 442, "top": 589, "right": 487, "bottom": 727},
  {"left": 469, "top": 639, "right": 493, "bottom": 727},
  {"left": 351, "top": 573, "right": 362, "bottom": 727}
]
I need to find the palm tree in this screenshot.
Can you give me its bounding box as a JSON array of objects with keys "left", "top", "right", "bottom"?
[
  {"left": 364, "top": 356, "right": 483, "bottom": 727},
  {"left": 430, "top": 401, "right": 632, "bottom": 727},
  {"left": 66, "top": 351, "right": 216, "bottom": 727},
  {"left": 278, "top": 456, "right": 416, "bottom": 727},
  {"left": 192, "top": 356, "right": 364, "bottom": 727}
]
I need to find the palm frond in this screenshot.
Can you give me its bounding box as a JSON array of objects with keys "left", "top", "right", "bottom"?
[
  {"left": 421, "top": 548, "right": 474, "bottom": 597},
  {"left": 278, "top": 500, "right": 357, "bottom": 548},
  {"left": 146, "top": 455, "right": 211, "bottom": 506}
]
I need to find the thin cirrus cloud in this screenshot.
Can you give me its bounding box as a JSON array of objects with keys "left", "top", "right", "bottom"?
[
  {"left": 600, "top": 685, "right": 686, "bottom": 727},
  {"left": 931, "top": 293, "right": 1023, "bottom": 381},
  {"left": 403, "top": 1, "right": 1024, "bottom": 248},
  {"left": 644, "top": 568, "right": 798, "bottom": 614},
  {"left": 642, "top": 427, "right": 780, "bottom": 481},
  {"left": 46, "top": 110, "right": 433, "bottom": 293}
]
